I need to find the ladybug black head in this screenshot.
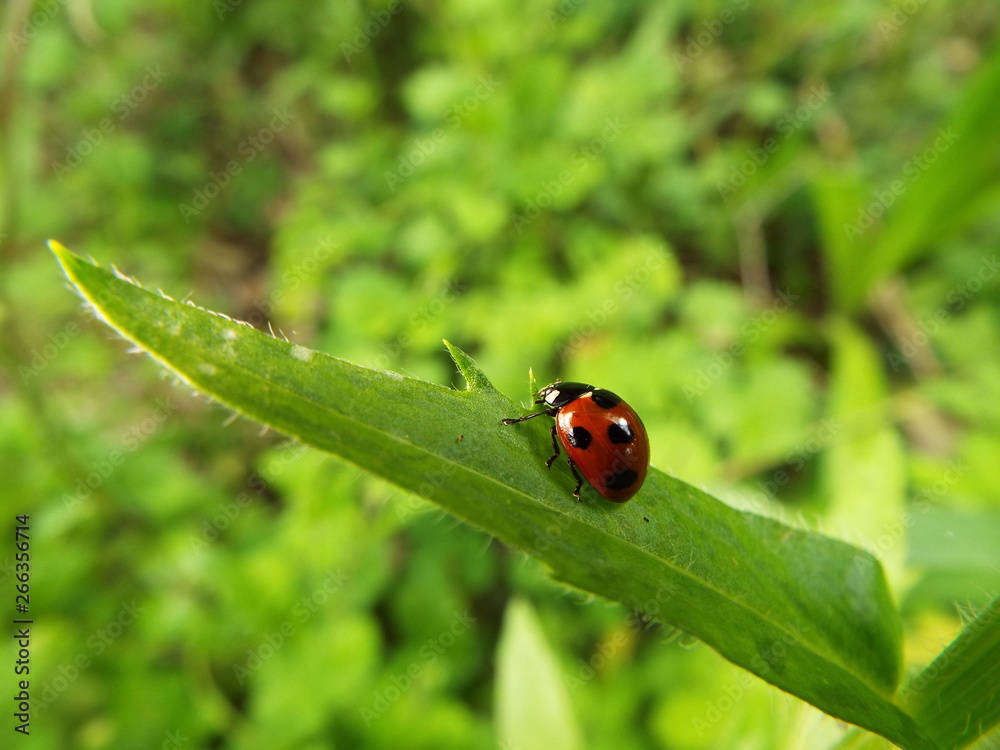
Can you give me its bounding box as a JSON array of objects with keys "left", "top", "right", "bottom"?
[
  {"left": 536, "top": 382, "right": 623, "bottom": 410},
  {"left": 535, "top": 382, "right": 591, "bottom": 408}
]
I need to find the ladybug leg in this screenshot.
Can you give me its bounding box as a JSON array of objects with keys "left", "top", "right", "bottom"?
[
  {"left": 566, "top": 458, "right": 584, "bottom": 502},
  {"left": 544, "top": 423, "right": 561, "bottom": 468}
]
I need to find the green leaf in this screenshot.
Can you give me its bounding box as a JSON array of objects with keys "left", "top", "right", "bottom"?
[
  {"left": 823, "top": 318, "right": 907, "bottom": 583},
  {"left": 811, "top": 170, "right": 874, "bottom": 312},
  {"left": 901, "top": 595, "right": 1000, "bottom": 750},
  {"left": 51, "top": 242, "right": 936, "bottom": 750},
  {"left": 811, "top": 47, "right": 1000, "bottom": 313},
  {"left": 861, "top": 46, "right": 1000, "bottom": 289},
  {"left": 495, "top": 599, "right": 583, "bottom": 750}
]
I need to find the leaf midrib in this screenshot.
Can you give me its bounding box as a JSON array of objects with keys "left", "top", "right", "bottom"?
[{"left": 149, "top": 310, "right": 868, "bottom": 694}]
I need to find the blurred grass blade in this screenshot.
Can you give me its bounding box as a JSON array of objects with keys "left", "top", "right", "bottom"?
[
  {"left": 52, "top": 243, "right": 937, "bottom": 750},
  {"left": 495, "top": 599, "right": 583, "bottom": 750},
  {"left": 812, "top": 171, "right": 874, "bottom": 311},
  {"left": 860, "top": 46, "right": 1000, "bottom": 289},
  {"left": 901, "top": 595, "right": 1000, "bottom": 750},
  {"left": 811, "top": 47, "right": 1000, "bottom": 312},
  {"left": 823, "top": 319, "right": 907, "bottom": 584}
]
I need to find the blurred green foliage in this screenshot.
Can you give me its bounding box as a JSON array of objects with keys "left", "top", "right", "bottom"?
[{"left": 1, "top": 0, "right": 999, "bottom": 748}]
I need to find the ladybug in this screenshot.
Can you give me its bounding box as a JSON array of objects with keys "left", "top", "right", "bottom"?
[{"left": 501, "top": 382, "right": 649, "bottom": 502}]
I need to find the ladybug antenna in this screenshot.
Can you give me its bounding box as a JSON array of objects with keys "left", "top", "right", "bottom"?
[{"left": 499, "top": 409, "right": 554, "bottom": 425}]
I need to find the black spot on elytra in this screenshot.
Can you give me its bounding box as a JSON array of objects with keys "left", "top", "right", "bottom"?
[
  {"left": 607, "top": 421, "right": 634, "bottom": 444},
  {"left": 568, "top": 426, "right": 592, "bottom": 449},
  {"left": 590, "top": 389, "right": 621, "bottom": 409},
  {"left": 605, "top": 468, "right": 639, "bottom": 490}
]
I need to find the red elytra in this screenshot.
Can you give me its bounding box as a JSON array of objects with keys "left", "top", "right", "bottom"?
[{"left": 501, "top": 382, "right": 649, "bottom": 502}]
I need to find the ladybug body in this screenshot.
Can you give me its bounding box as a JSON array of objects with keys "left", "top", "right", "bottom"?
[{"left": 501, "top": 382, "right": 649, "bottom": 502}]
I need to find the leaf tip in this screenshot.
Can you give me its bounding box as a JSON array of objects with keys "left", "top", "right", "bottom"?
[
  {"left": 47, "top": 238, "right": 68, "bottom": 254},
  {"left": 49, "top": 239, "right": 76, "bottom": 269},
  {"left": 443, "top": 339, "right": 495, "bottom": 392},
  {"left": 49, "top": 239, "right": 99, "bottom": 284},
  {"left": 49, "top": 239, "right": 94, "bottom": 295}
]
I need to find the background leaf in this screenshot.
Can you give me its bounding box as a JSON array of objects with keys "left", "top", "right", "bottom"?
[
  {"left": 860, "top": 45, "right": 1000, "bottom": 292},
  {"left": 812, "top": 171, "right": 873, "bottom": 311},
  {"left": 823, "top": 318, "right": 908, "bottom": 583},
  {"left": 495, "top": 598, "right": 584, "bottom": 750}
]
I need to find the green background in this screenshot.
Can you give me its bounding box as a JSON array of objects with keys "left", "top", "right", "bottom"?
[{"left": 1, "top": 0, "right": 999, "bottom": 748}]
